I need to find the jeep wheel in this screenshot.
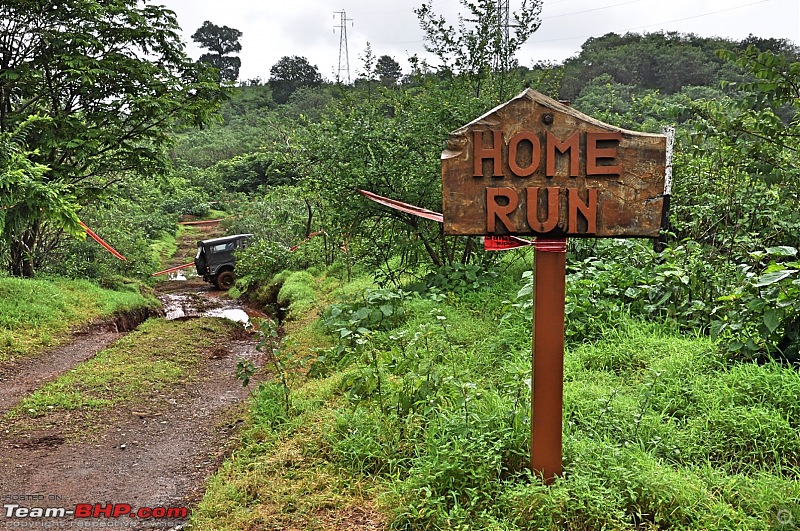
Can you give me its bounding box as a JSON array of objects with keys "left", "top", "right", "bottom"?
[{"left": 216, "top": 271, "right": 235, "bottom": 290}]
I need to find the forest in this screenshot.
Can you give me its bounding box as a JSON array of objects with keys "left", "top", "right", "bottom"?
[{"left": 2, "top": 0, "right": 800, "bottom": 528}]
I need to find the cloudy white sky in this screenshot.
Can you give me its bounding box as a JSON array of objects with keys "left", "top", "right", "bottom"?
[{"left": 157, "top": 0, "right": 800, "bottom": 83}]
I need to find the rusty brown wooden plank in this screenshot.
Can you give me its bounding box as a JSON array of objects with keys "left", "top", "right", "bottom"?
[{"left": 441, "top": 89, "right": 667, "bottom": 238}]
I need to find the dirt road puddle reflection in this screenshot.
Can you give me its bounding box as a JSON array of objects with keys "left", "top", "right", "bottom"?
[{"left": 159, "top": 293, "right": 265, "bottom": 325}]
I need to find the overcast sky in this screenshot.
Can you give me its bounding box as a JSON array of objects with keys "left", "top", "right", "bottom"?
[{"left": 157, "top": 0, "right": 800, "bottom": 83}]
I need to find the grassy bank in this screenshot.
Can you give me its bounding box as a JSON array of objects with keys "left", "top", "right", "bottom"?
[
  {"left": 193, "top": 265, "right": 800, "bottom": 530},
  {"left": 0, "top": 276, "right": 158, "bottom": 363}
]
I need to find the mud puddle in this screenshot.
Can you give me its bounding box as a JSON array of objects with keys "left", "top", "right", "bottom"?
[{"left": 158, "top": 292, "right": 267, "bottom": 325}]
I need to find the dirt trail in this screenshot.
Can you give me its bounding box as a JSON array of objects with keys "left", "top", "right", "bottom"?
[
  {"left": 0, "top": 310, "right": 157, "bottom": 418},
  {"left": 0, "top": 220, "right": 270, "bottom": 530},
  {"left": 1, "top": 337, "right": 260, "bottom": 528}
]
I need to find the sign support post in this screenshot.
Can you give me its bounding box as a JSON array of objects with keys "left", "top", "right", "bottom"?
[
  {"left": 439, "top": 88, "right": 669, "bottom": 485},
  {"left": 531, "top": 237, "right": 567, "bottom": 483}
]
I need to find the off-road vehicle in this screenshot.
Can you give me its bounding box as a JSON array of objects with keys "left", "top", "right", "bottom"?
[{"left": 194, "top": 234, "right": 253, "bottom": 290}]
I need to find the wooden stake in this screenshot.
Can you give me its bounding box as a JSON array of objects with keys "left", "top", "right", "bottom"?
[{"left": 531, "top": 237, "right": 567, "bottom": 483}]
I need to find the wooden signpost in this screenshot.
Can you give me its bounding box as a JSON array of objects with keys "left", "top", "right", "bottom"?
[{"left": 441, "top": 89, "right": 670, "bottom": 482}]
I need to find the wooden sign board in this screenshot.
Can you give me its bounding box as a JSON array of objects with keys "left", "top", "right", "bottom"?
[{"left": 441, "top": 89, "right": 668, "bottom": 237}]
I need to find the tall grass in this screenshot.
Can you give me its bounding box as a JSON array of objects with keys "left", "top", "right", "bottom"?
[{"left": 194, "top": 265, "right": 800, "bottom": 530}]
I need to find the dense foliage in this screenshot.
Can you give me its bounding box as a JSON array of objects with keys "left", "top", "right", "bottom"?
[
  {"left": 0, "top": 0, "right": 223, "bottom": 276},
  {"left": 193, "top": 264, "right": 800, "bottom": 530},
  {"left": 190, "top": 29, "right": 800, "bottom": 527},
  {"left": 162, "top": 26, "right": 800, "bottom": 363}
]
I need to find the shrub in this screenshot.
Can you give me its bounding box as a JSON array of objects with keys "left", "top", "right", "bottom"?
[
  {"left": 712, "top": 246, "right": 800, "bottom": 361},
  {"left": 232, "top": 239, "right": 291, "bottom": 294}
]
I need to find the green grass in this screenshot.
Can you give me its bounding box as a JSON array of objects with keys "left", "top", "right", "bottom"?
[
  {"left": 149, "top": 228, "right": 180, "bottom": 266},
  {"left": 193, "top": 268, "right": 800, "bottom": 530},
  {"left": 191, "top": 377, "right": 385, "bottom": 530},
  {"left": 277, "top": 270, "right": 319, "bottom": 318},
  {"left": 0, "top": 276, "right": 157, "bottom": 362},
  {"left": 6, "top": 318, "right": 236, "bottom": 428}
]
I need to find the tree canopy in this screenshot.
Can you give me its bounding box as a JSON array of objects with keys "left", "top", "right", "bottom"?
[
  {"left": 416, "top": 0, "right": 542, "bottom": 99},
  {"left": 557, "top": 31, "right": 753, "bottom": 100},
  {"left": 268, "top": 56, "right": 323, "bottom": 104},
  {"left": 376, "top": 55, "right": 403, "bottom": 86},
  {"left": 0, "top": 0, "right": 223, "bottom": 276},
  {"left": 192, "top": 20, "right": 243, "bottom": 83}
]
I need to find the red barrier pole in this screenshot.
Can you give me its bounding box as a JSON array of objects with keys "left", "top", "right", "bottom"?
[
  {"left": 151, "top": 262, "right": 195, "bottom": 277},
  {"left": 78, "top": 221, "right": 127, "bottom": 261},
  {"left": 177, "top": 219, "right": 224, "bottom": 226},
  {"left": 531, "top": 237, "right": 567, "bottom": 483}
]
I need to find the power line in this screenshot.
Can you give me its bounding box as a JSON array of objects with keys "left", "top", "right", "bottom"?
[
  {"left": 334, "top": 10, "right": 353, "bottom": 84},
  {"left": 532, "top": 0, "right": 775, "bottom": 44},
  {"left": 543, "top": 0, "right": 647, "bottom": 20},
  {"left": 627, "top": 0, "right": 773, "bottom": 31}
]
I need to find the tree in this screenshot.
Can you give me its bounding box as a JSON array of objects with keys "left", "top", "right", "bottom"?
[
  {"left": 192, "top": 20, "right": 243, "bottom": 83},
  {"left": 296, "top": 80, "right": 494, "bottom": 279},
  {"left": 376, "top": 55, "right": 402, "bottom": 87},
  {"left": 416, "top": 0, "right": 542, "bottom": 99},
  {"left": 0, "top": 0, "right": 222, "bottom": 277},
  {"left": 354, "top": 43, "right": 380, "bottom": 98},
  {"left": 572, "top": 73, "right": 635, "bottom": 119},
  {"left": 558, "top": 32, "right": 737, "bottom": 100},
  {"left": 269, "top": 56, "right": 323, "bottom": 104},
  {"left": 0, "top": 118, "right": 81, "bottom": 277},
  {"left": 358, "top": 43, "right": 377, "bottom": 82}
]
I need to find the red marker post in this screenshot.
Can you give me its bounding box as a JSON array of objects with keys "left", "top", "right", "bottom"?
[{"left": 530, "top": 238, "right": 567, "bottom": 482}]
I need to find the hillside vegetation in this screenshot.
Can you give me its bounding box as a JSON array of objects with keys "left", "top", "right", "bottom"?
[
  {"left": 185, "top": 29, "right": 800, "bottom": 529},
  {"left": 191, "top": 262, "right": 800, "bottom": 530},
  {"left": 2, "top": 1, "right": 799, "bottom": 527}
]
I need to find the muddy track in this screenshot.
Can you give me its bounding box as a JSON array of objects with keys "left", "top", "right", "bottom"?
[
  {"left": 0, "top": 336, "right": 263, "bottom": 530},
  {"left": 0, "top": 221, "right": 272, "bottom": 530},
  {"left": 0, "top": 308, "right": 161, "bottom": 417}
]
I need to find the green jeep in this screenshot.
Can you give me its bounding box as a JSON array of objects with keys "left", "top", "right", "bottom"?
[{"left": 194, "top": 234, "right": 253, "bottom": 290}]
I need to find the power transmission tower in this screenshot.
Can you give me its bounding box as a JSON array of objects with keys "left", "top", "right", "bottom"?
[
  {"left": 496, "top": 0, "right": 511, "bottom": 73},
  {"left": 334, "top": 10, "right": 353, "bottom": 84}
]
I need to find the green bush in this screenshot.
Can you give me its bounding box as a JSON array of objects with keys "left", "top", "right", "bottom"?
[
  {"left": 322, "top": 288, "right": 413, "bottom": 344},
  {"left": 161, "top": 188, "right": 211, "bottom": 218},
  {"left": 504, "top": 239, "right": 737, "bottom": 344},
  {"left": 224, "top": 187, "right": 314, "bottom": 249},
  {"left": 423, "top": 263, "right": 499, "bottom": 293},
  {"left": 232, "top": 239, "right": 291, "bottom": 294},
  {"left": 41, "top": 178, "right": 181, "bottom": 282},
  {"left": 712, "top": 246, "right": 800, "bottom": 361}
]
